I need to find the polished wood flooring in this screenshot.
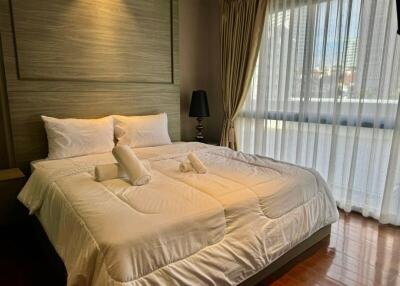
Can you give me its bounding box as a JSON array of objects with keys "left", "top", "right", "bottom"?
[
  {"left": 269, "top": 211, "right": 400, "bottom": 286},
  {"left": 0, "top": 222, "right": 61, "bottom": 286},
  {"left": 0, "top": 211, "right": 399, "bottom": 286}
]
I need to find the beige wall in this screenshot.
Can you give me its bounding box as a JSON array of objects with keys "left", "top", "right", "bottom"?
[
  {"left": 0, "top": 0, "right": 223, "bottom": 171},
  {"left": 179, "top": 0, "right": 223, "bottom": 143},
  {"left": 0, "top": 0, "right": 180, "bottom": 172}
]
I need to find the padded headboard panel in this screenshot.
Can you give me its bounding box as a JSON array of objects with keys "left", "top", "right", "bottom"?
[{"left": 0, "top": 0, "right": 180, "bottom": 173}]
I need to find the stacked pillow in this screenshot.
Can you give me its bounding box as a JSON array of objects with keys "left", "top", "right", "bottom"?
[
  {"left": 114, "top": 113, "right": 171, "bottom": 148},
  {"left": 42, "top": 115, "right": 114, "bottom": 160},
  {"left": 42, "top": 113, "right": 172, "bottom": 160}
]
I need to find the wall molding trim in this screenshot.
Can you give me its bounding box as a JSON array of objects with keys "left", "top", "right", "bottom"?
[{"left": 9, "top": 0, "right": 178, "bottom": 85}]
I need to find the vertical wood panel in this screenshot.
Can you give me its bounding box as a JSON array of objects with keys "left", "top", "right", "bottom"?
[
  {"left": 0, "top": 0, "right": 11, "bottom": 32},
  {"left": 0, "top": 33, "right": 15, "bottom": 168},
  {"left": 172, "top": 0, "right": 180, "bottom": 84}
]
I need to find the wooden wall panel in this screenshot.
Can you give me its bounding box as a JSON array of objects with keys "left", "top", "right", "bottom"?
[
  {"left": 0, "top": 33, "right": 14, "bottom": 169},
  {"left": 11, "top": 0, "right": 172, "bottom": 83},
  {"left": 172, "top": 0, "right": 180, "bottom": 85},
  {"left": 0, "top": 0, "right": 180, "bottom": 173},
  {"left": 0, "top": 0, "right": 11, "bottom": 32},
  {"left": 9, "top": 87, "right": 180, "bottom": 171}
]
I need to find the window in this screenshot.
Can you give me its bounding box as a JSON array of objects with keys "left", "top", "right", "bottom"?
[{"left": 236, "top": 0, "right": 400, "bottom": 222}]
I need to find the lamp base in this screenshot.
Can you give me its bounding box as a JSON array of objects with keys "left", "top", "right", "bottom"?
[{"left": 195, "top": 117, "right": 205, "bottom": 142}]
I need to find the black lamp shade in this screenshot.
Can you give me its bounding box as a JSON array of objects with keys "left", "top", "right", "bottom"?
[
  {"left": 189, "top": 90, "right": 210, "bottom": 117},
  {"left": 397, "top": 0, "right": 399, "bottom": 35}
]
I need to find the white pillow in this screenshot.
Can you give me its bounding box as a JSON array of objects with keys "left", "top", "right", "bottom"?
[
  {"left": 42, "top": 115, "right": 115, "bottom": 159},
  {"left": 114, "top": 113, "right": 172, "bottom": 148}
]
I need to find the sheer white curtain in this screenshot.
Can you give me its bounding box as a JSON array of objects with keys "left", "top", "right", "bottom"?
[{"left": 236, "top": 0, "right": 400, "bottom": 225}]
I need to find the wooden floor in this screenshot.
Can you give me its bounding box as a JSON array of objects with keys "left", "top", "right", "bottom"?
[
  {"left": 269, "top": 211, "right": 400, "bottom": 286},
  {"left": 0, "top": 222, "right": 61, "bottom": 286},
  {"left": 0, "top": 211, "right": 399, "bottom": 286}
]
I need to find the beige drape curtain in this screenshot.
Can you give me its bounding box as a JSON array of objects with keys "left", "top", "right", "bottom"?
[
  {"left": 236, "top": 0, "right": 400, "bottom": 225},
  {"left": 219, "top": 0, "right": 267, "bottom": 149}
]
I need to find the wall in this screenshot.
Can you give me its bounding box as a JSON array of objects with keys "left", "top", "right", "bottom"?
[
  {"left": 0, "top": 0, "right": 224, "bottom": 172},
  {"left": 179, "top": 0, "right": 223, "bottom": 143},
  {"left": 0, "top": 0, "right": 180, "bottom": 173}
]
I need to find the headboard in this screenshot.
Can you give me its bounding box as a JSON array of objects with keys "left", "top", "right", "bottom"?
[{"left": 0, "top": 0, "right": 180, "bottom": 173}]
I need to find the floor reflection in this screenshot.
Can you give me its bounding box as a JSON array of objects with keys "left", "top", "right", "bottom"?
[{"left": 270, "top": 211, "right": 400, "bottom": 286}]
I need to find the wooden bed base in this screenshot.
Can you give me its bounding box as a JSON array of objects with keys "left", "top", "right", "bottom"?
[
  {"left": 31, "top": 216, "right": 331, "bottom": 286},
  {"left": 239, "top": 225, "right": 331, "bottom": 286}
]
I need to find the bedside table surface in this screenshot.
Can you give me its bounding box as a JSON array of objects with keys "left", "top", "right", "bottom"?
[{"left": 0, "top": 168, "right": 25, "bottom": 181}]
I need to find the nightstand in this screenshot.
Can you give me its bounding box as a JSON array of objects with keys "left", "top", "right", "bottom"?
[{"left": 0, "top": 168, "right": 26, "bottom": 226}]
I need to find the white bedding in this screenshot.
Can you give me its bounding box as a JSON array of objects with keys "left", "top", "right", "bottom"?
[{"left": 19, "top": 142, "right": 339, "bottom": 286}]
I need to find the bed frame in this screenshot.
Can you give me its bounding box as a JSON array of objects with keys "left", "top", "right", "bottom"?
[
  {"left": 239, "top": 225, "right": 331, "bottom": 285},
  {"left": 31, "top": 214, "right": 331, "bottom": 286}
]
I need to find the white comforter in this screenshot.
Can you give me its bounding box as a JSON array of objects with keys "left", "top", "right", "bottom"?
[{"left": 18, "top": 142, "right": 339, "bottom": 286}]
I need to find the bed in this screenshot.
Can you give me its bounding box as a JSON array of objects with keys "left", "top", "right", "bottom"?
[{"left": 18, "top": 142, "right": 339, "bottom": 286}]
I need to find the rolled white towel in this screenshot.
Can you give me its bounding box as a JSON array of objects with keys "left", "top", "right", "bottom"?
[
  {"left": 95, "top": 161, "right": 151, "bottom": 182},
  {"left": 187, "top": 152, "right": 207, "bottom": 174},
  {"left": 179, "top": 161, "right": 193, "bottom": 173},
  {"left": 112, "top": 145, "right": 151, "bottom": 186},
  {"left": 95, "top": 163, "right": 125, "bottom": 181}
]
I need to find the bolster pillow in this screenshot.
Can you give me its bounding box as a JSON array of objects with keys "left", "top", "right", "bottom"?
[
  {"left": 112, "top": 145, "right": 152, "bottom": 186},
  {"left": 187, "top": 153, "right": 207, "bottom": 174},
  {"left": 95, "top": 161, "right": 151, "bottom": 182}
]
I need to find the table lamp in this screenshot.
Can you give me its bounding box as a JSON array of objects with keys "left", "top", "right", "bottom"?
[{"left": 189, "top": 90, "right": 210, "bottom": 142}]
